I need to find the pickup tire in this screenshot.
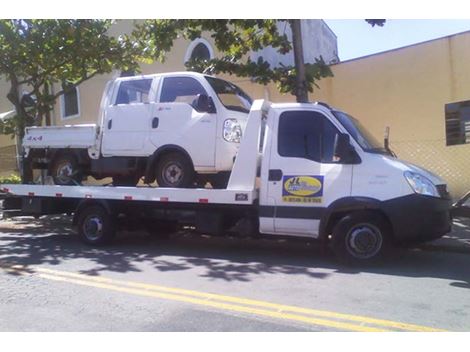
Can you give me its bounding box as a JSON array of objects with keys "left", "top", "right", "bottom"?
[
  {"left": 330, "top": 211, "right": 391, "bottom": 265},
  {"left": 76, "top": 205, "right": 116, "bottom": 245},
  {"left": 155, "top": 152, "right": 195, "bottom": 188},
  {"left": 49, "top": 153, "right": 82, "bottom": 186}
]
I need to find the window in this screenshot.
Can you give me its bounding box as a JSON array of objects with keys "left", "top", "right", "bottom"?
[
  {"left": 278, "top": 110, "right": 341, "bottom": 163},
  {"left": 205, "top": 76, "right": 253, "bottom": 113},
  {"left": 60, "top": 85, "right": 80, "bottom": 120},
  {"left": 160, "top": 77, "right": 208, "bottom": 105},
  {"left": 184, "top": 38, "right": 214, "bottom": 63},
  {"left": 445, "top": 100, "right": 470, "bottom": 146},
  {"left": 190, "top": 43, "right": 211, "bottom": 61},
  {"left": 115, "top": 79, "right": 152, "bottom": 105}
]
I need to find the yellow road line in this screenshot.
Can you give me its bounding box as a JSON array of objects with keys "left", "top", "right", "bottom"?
[
  {"left": 38, "top": 273, "right": 387, "bottom": 332},
  {"left": 1, "top": 263, "right": 446, "bottom": 332}
]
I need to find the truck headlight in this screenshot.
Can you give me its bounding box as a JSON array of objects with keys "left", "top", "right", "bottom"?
[
  {"left": 223, "top": 119, "right": 242, "bottom": 143},
  {"left": 404, "top": 171, "right": 439, "bottom": 197}
]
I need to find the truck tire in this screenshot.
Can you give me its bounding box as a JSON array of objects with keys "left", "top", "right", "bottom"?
[
  {"left": 50, "top": 153, "right": 82, "bottom": 186},
  {"left": 76, "top": 205, "right": 116, "bottom": 245},
  {"left": 155, "top": 152, "right": 195, "bottom": 188},
  {"left": 330, "top": 211, "right": 391, "bottom": 265}
]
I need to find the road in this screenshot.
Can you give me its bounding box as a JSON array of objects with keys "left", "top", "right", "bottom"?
[{"left": 0, "top": 215, "right": 469, "bottom": 332}]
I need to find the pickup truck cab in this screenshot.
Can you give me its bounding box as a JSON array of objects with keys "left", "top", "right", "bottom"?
[{"left": 23, "top": 72, "right": 252, "bottom": 187}]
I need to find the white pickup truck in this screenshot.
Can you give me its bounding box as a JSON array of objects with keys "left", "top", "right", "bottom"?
[{"left": 23, "top": 72, "right": 252, "bottom": 187}]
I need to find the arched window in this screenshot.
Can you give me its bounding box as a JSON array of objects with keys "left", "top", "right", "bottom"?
[{"left": 184, "top": 38, "right": 214, "bottom": 63}]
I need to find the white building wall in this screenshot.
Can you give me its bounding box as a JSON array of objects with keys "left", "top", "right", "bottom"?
[{"left": 250, "top": 20, "right": 339, "bottom": 68}]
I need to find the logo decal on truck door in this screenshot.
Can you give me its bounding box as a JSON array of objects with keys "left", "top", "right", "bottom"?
[{"left": 282, "top": 176, "right": 324, "bottom": 203}]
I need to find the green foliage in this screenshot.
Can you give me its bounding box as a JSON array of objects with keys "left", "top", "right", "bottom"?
[
  {"left": 133, "top": 20, "right": 333, "bottom": 100},
  {"left": 0, "top": 174, "right": 21, "bottom": 184},
  {"left": 0, "top": 19, "right": 142, "bottom": 138}
]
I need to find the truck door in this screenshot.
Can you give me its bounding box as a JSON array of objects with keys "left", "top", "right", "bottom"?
[
  {"left": 266, "top": 109, "right": 353, "bottom": 237},
  {"left": 150, "top": 76, "right": 217, "bottom": 168},
  {"left": 101, "top": 78, "right": 154, "bottom": 156}
]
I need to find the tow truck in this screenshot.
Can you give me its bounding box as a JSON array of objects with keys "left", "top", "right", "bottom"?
[{"left": 1, "top": 100, "right": 453, "bottom": 264}]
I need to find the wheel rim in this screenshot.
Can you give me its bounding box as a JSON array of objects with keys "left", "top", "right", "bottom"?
[
  {"left": 82, "top": 215, "right": 104, "bottom": 241},
  {"left": 162, "top": 162, "right": 184, "bottom": 186},
  {"left": 345, "top": 223, "right": 383, "bottom": 259},
  {"left": 55, "top": 160, "right": 75, "bottom": 184}
]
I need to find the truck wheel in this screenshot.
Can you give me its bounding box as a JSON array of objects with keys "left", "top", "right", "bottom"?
[
  {"left": 113, "top": 175, "right": 140, "bottom": 187},
  {"left": 155, "top": 152, "right": 195, "bottom": 188},
  {"left": 76, "top": 205, "right": 116, "bottom": 245},
  {"left": 50, "top": 153, "right": 82, "bottom": 185},
  {"left": 331, "top": 211, "right": 391, "bottom": 265}
]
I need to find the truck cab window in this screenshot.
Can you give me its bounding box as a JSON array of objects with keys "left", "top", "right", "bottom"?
[
  {"left": 160, "top": 77, "right": 208, "bottom": 106},
  {"left": 278, "top": 110, "right": 342, "bottom": 163},
  {"left": 116, "top": 79, "right": 152, "bottom": 105}
]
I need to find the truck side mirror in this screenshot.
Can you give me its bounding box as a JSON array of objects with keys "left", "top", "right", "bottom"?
[
  {"left": 194, "top": 94, "right": 216, "bottom": 114},
  {"left": 334, "top": 133, "right": 360, "bottom": 164}
]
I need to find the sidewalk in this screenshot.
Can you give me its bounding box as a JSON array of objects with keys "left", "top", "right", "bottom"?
[{"left": 419, "top": 217, "right": 470, "bottom": 254}]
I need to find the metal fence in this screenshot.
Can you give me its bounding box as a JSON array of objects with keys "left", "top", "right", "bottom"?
[{"left": 391, "top": 139, "right": 470, "bottom": 199}]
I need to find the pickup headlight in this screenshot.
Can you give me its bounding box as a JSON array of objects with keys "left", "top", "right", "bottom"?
[
  {"left": 404, "top": 171, "right": 439, "bottom": 197},
  {"left": 223, "top": 119, "right": 242, "bottom": 143}
]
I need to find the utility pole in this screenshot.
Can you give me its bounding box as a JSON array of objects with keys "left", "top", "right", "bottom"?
[{"left": 290, "top": 19, "right": 308, "bottom": 103}]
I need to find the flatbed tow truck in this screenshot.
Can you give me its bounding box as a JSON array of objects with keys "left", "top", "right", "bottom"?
[{"left": 0, "top": 100, "right": 453, "bottom": 264}]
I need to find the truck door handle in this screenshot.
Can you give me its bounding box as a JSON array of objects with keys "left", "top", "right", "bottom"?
[
  {"left": 152, "top": 117, "right": 159, "bottom": 129},
  {"left": 108, "top": 119, "right": 112, "bottom": 129},
  {"left": 268, "top": 169, "right": 283, "bottom": 181}
]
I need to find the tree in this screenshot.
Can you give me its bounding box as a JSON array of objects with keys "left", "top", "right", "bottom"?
[
  {"left": 0, "top": 19, "right": 143, "bottom": 180},
  {"left": 0, "top": 20, "right": 141, "bottom": 141},
  {"left": 132, "top": 19, "right": 334, "bottom": 103}
]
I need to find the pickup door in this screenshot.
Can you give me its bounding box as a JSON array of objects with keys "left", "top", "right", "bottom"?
[
  {"left": 101, "top": 77, "right": 157, "bottom": 156},
  {"left": 150, "top": 76, "right": 217, "bottom": 168}
]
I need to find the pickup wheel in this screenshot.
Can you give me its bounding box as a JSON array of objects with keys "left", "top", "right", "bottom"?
[
  {"left": 76, "top": 205, "right": 116, "bottom": 245},
  {"left": 155, "top": 152, "right": 195, "bottom": 188},
  {"left": 49, "top": 153, "right": 82, "bottom": 186},
  {"left": 330, "top": 211, "right": 391, "bottom": 265}
]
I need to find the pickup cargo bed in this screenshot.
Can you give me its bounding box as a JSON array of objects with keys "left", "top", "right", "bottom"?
[{"left": 23, "top": 124, "right": 98, "bottom": 149}]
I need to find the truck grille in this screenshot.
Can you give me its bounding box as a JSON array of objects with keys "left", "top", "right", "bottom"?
[{"left": 436, "top": 184, "right": 450, "bottom": 199}]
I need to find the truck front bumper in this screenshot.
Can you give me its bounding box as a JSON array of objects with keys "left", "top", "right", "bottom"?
[{"left": 382, "top": 194, "right": 452, "bottom": 243}]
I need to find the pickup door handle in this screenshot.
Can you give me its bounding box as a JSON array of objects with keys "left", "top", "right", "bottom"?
[
  {"left": 152, "top": 117, "right": 159, "bottom": 129},
  {"left": 268, "top": 169, "right": 283, "bottom": 181},
  {"left": 107, "top": 119, "right": 112, "bottom": 129}
]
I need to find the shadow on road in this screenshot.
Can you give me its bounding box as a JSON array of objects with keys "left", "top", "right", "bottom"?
[{"left": 0, "top": 215, "right": 469, "bottom": 288}]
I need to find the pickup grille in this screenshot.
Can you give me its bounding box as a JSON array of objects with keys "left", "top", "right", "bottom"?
[{"left": 436, "top": 184, "right": 450, "bottom": 199}]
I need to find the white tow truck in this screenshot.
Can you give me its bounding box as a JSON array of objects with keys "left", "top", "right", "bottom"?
[
  {"left": 23, "top": 72, "right": 251, "bottom": 188},
  {"left": 1, "top": 99, "right": 452, "bottom": 263}
]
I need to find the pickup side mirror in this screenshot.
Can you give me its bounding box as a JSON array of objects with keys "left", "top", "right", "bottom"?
[
  {"left": 334, "top": 133, "right": 360, "bottom": 164},
  {"left": 193, "top": 94, "right": 216, "bottom": 114}
]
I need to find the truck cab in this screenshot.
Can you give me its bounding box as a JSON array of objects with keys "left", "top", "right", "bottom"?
[{"left": 24, "top": 72, "right": 252, "bottom": 188}]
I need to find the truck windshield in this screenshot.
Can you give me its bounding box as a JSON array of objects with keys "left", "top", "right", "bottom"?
[
  {"left": 205, "top": 76, "right": 253, "bottom": 113},
  {"left": 333, "top": 111, "right": 387, "bottom": 154}
]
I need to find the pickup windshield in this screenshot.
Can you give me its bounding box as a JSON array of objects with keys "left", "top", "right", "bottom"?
[
  {"left": 333, "top": 110, "right": 387, "bottom": 154},
  {"left": 205, "top": 76, "right": 253, "bottom": 113}
]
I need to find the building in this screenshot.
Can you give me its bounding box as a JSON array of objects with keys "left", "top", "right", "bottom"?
[{"left": 2, "top": 21, "right": 470, "bottom": 198}]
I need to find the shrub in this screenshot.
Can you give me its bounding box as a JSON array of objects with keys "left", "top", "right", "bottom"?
[{"left": 0, "top": 174, "right": 21, "bottom": 184}]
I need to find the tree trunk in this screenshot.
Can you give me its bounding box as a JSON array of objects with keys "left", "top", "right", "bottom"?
[{"left": 290, "top": 19, "right": 308, "bottom": 103}]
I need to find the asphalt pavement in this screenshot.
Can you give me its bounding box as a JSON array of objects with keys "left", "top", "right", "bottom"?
[{"left": 0, "top": 214, "right": 469, "bottom": 331}]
